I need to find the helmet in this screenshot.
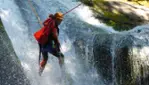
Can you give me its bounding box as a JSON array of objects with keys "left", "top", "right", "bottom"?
[{"left": 54, "top": 12, "right": 63, "bottom": 20}]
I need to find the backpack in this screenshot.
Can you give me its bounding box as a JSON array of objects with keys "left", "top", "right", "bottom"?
[{"left": 34, "top": 17, "right": 55, "bottom": 45}]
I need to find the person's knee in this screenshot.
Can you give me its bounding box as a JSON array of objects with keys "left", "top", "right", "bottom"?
[
  {"left": 42, "top": 52, "right": 48, "bottom": 60},
  {"left": 55, "top": 52, "right": 64, "bottom": 58},
  {"left": 44, "top": 56, "right": 48, "bottom": 61}
]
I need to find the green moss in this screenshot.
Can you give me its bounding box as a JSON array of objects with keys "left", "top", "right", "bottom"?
[
  {"left": 106, "top": 20, "right": 131, "bottom": 31},
  {"left": 103, "top": 10, "right": 131, "bottom": 30},
  {"left": 80, "top": 0, "right": 149, "bottom": 31},
  {"left": 0, "top": 20, "right": 4, "bottom": 30},
  {"left": 92, "top": 1, "right": 132, "bottom": 31},
  {"left": 81, "top": 0, "right": 104, "bottom": 6},
  {"left": 125, "top": 0, "right": 149, "bottom": 7},
  {"left": 103, "top": 11, "right": 129, "bottom": 22},
  {"left": 80, "top": 0, "right": 142, "bottom": 31},
  {"left": 0, "top": 21, "right": 2, "bottom": 27}
]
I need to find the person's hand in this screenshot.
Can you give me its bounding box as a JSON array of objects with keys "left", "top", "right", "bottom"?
[{"left": 54, "top": 42, "right": 60, "bottom": 51}]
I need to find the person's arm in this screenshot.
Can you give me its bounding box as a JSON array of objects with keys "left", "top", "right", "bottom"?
[
  {"left": 43, "top": 14, "right": 54, "bottom": 26},
  {"left": 49, "top": 14, "right": 54, "bottom": 18},
  {"left": 43, "top": 18, "right": 51, "bottom": 26},
  {"left": 52, "top": 28, "right": 60, "bottom": 50}
]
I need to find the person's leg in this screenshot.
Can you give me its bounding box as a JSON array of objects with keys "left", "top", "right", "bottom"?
[
  {"left": 58, "top": 53, "right": 64, "bottom": 65},
  {"left": 39, "top": 52, "right": 48, "bottom": 75},
  {"left": 40, "top": 52, "right": 48, "bottom": 68},
  {"left": 52, "top": 52, "right": 64, "bottom": 67},
  {"left": 48, "top": 42, "right": 64, "bottom": 67},
  {"left": 58, "top": 53, "right": 64, "bottom": 67}
]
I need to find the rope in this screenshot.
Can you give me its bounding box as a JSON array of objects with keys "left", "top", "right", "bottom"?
[
  {"left": 63, "top": 3, "right": 82, "bottom": 15},
  {"left": 28, "top": 0, "right": 42, "bottom": 65},
  {"left": 28, "top": 0, "right": 43, "bottom": 27}
]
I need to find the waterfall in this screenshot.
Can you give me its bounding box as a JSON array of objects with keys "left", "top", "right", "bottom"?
[{"left": 0, "top": 0, "right": 115, "bottom": 85}]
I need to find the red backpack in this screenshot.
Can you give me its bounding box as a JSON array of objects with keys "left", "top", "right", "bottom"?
[{"left": 34, "top": 17, "right": 55, "bottom": 45}]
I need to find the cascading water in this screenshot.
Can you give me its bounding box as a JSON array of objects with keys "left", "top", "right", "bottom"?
[{"left": 0, "top": 0, "right": 119, "bottom": 85}]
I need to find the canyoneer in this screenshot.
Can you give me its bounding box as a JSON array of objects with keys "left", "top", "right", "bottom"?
[{"left": 34, "top": 12, "right": 64, "bottom": 76}]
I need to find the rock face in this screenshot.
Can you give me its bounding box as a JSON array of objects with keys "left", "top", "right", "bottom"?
[
  {"left": 0, "top": 20, "right": 30, "bottom": 85},
  {"left": 71, "top": 22, "right": 149, "bottom": 85},
  {"left": 93, "top": 34, "right": 113, "bottom": 84},
  {"left": 93, "top": 28, "right": 149, "bottom": 85},
  {"left": 82, "top": 0, "right": 149, "bottom": 31}
]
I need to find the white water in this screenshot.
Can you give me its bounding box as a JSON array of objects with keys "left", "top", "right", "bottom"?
[
  {"left": 76, "top": 5, "right": 116, "bottom": 33},
  {"left": 0, "top": 0, "right": 116, "bottom": 85}
]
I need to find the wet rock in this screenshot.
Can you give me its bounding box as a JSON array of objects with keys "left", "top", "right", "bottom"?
[
  {"left": 0, "top": 20, "right": 30, "bottom": 85},
  {"left": 81, "top": 0, "right": 149, "bottom": 31},
  {"left": 93, "top": 34, "right": 113, "bottom": 84},
  {"left": 93, "top": 32, "right": 149, "bottom": 85}
]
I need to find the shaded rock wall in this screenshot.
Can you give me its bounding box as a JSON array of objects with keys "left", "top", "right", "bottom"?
[
  {"left": 70, "top": 22, "right": 149, "bottom": 85},
  {"left": 93, "top": 34, "right": 113, "bottom": 84},
  {"left": 93, "top": 32, "right": 149, "bottom": 85},
  {"left": 0, "top": 19, "right": 30, "bottom": 85}
]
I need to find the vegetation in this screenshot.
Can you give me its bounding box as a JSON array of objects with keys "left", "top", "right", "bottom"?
[
  {"left": 125, "top": 0, "right": 149, "bottom": 7},
  {"left": 80, "top": 0, "right": 149, "bottom": 31},
  {"left": 0, "top": 20, "right": 4, "bottom": 30},
  {"left": 81, "top": 0, "right": 149, "bottom": 7}
]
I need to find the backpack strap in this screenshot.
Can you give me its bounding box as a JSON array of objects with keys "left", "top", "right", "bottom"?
[{"left": 38, "top": 44, "right": 41, "bottom": 65}]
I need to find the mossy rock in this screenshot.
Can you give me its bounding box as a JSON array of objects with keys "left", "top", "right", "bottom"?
[
  {"left": 80, "top": 0, "right": 149, "bottom": 31},
  {"left": 125, "top": 0, "right": 149, "bottom": 7},
  {"left": 0, "top": 21, "right": 3, "bottom": 30}
]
